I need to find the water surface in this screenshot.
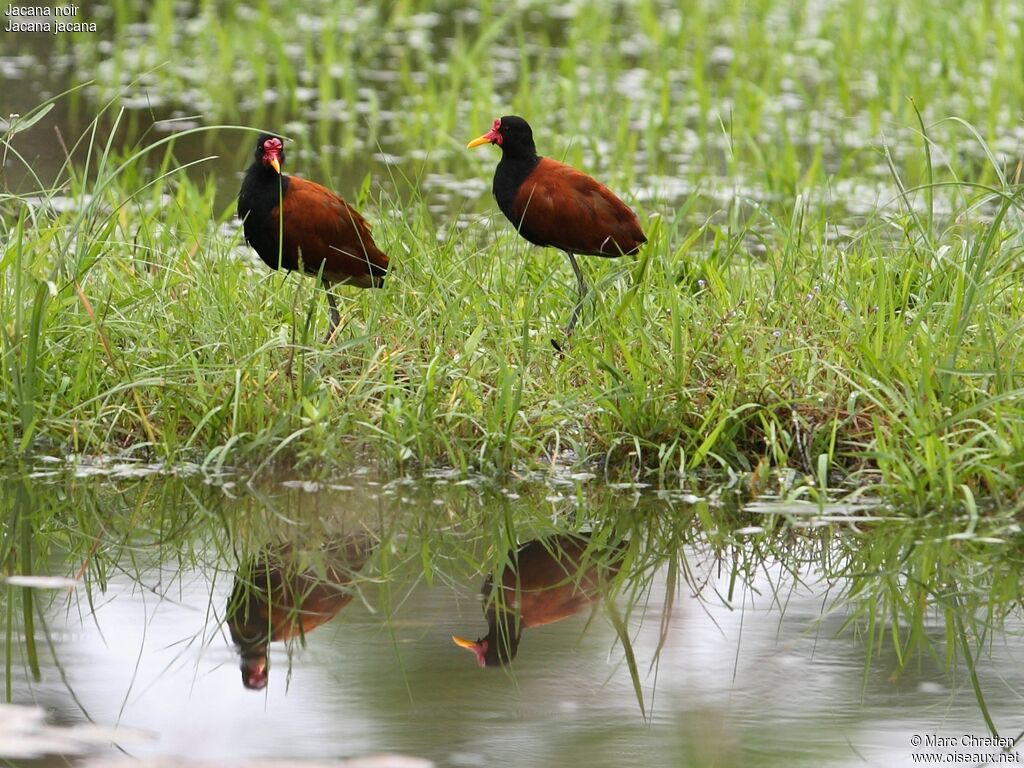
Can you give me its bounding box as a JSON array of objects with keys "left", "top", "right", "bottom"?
[{"left": 4, "top": 470, "right": 1022, "bottom": 767}]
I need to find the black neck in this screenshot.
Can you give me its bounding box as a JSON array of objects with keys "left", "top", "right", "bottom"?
[
  {"left": 493, "top": 150, "right": 541, "bottom": 221},
  {"left": 485, "top": 611, "right": 523, "bottom": 666},
  {"left": 238, "top": 162, "right": 289, "bottom": 229},
  {"left": 242, "top": 161, "right": 289, "bottom": 200}
]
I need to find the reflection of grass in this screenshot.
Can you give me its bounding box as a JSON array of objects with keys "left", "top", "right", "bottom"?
[
  {"left": 2, "top": 473, "right": 1022, "bottom": 730},
  {"left": 835, "top": 511, "right": 1024, "bottom": 735}
]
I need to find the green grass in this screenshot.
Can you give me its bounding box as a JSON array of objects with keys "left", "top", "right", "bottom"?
[
  {"left": 2, "top": 96, "right": 1024, "bottom": 511},
  {"left": 2, "top": 0, "right": 1024, "bottom": 512},
  {"left": 4, "top": 5, "right": 1024, "bottom": 749}
]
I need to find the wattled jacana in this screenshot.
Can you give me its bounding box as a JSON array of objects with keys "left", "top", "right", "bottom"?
[
  {"left": 227, "top": 534, "right": 371, "bottom": 690},
  {"left": 467, "top": 116, "right": 646, "bottom": 337},
  {"left": 237, "top": 134, "right": 389, "bottom": 339},
  {"left": 452, "top": 533, "right": 624, "bottom": 667}
]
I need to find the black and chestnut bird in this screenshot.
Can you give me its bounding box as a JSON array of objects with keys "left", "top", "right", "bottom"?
[
  {"left": 237, "top": 134, "right": 389, "bottom": 338},
  {"left": 452, "top": 533, "right": 624, "bottom": 667},
  {"left": 227, "top": 535, "right": 372, "bottom": 690},
  {"left": 467, "top": 116, "right": 646, "bottom": 337}
]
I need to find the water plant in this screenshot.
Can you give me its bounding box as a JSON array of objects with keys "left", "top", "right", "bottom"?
[{"left": 3, "top": 1, "right": 1024, "bottom": 509}]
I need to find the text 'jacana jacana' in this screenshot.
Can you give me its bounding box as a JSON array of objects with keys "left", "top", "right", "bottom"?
[
  {"left": 468, "top": 116, "right": 646, "bottom": 339},
  {"left": 237, "top": 134, "right": 389, "bottom": 340}
]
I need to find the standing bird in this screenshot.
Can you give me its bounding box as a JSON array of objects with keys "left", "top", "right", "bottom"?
[
  {"left": 452, "top": 533, "right": 624, "bottom": 667},
  {"left": 237, "top": 133, "right": 389, "bottom": 339},
  {"left": 467, "top": 116, "right": 645, "bottom": 338}
]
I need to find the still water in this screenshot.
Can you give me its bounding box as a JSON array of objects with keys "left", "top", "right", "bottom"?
[{"left": 4, "top": 470, "right": 1022, "bottom": 767}]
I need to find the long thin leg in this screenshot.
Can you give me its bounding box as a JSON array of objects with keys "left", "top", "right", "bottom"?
[
  {"left": 324, "top": 281, "right": 341, "bottom": 342},
  {"left": 565, "top": 251, "right": 588, "bottom": 336}
]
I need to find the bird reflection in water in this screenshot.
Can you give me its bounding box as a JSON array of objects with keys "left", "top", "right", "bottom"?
[
  {"left": 453, "top": 533, "right": 624, "bottom": 667},
  {"left": 227, "top": 534, "right": 372, "bottom": 689}
]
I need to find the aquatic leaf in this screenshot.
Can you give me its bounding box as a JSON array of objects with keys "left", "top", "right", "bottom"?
[{"left": 1, "top": 104, "right": 54, "bottom": 137}]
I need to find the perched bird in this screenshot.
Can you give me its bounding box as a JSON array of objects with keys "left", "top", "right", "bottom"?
[
  {"left": 237, "top": 133, "right": 389, "bottom": 339},
  {"left": 467, "top": 116, "right": 645, "bottom": 337},
  {"left": 452, "top": 533, "right": 624, "bottom": 667}
]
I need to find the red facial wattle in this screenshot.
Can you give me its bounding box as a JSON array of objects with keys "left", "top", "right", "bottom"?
[
  {"left": 471, "top": 640, "right": 488, "bottom": 667},
  {"left": 452, "top": 634, "right": 489, "bottom": 667},
  {"left": 243, "top": 658, "right": 269, "bottom": 690},
  {"left": 467, "top": 119, "right": 503, "bottom": 149},
  {"left": 486, "top": 118, "right": 503, "bottom": 146},
  {"left": 262, "top": 137, "right": 283, "bottom": 172}
]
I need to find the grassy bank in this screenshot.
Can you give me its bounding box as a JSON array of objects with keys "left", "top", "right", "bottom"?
[
  {"left": 2, "top": 97, "right": 1023, "bottom": 511},
  {"left": 2, "top": 0, "right": 1024, "bottom": 510}
]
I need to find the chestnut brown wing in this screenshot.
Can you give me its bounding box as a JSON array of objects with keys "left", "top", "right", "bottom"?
[
  {"left": 504, "top": 535, "right": 620, "bottom": 628},
  {"left": 274, "top": 176, "right": 389, "bottom": 287},
  {"left": 511, "top": 157, "right": 646, "bottom": 257}
]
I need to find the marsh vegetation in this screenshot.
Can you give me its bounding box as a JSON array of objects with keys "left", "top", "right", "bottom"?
[{"left": 2, "top": 0, "right": 1024, "bottom": 765}]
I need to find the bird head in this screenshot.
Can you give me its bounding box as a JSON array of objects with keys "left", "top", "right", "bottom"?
[
  {"left": 452, "top": 635, "right": 491, "bottom": 667},
  {"left": 239, "top": 649, "right": 269, "bottom": 690},
  {"left": 255, "top": 134, "right": 285, "bottom": 174},
  {"left": 453, "top": 618, "right": 521, "bottom": 667},
  {"left": 467, "top": 116, "right": 535, "bottom": 155},
  {"left": 467, "top": 118, "right": 503, "bottom": 148}
]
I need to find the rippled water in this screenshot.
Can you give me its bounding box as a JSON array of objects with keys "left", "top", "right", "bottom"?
[{"left": 3, "top": 471, "right": 1023, "bottom": 767}]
